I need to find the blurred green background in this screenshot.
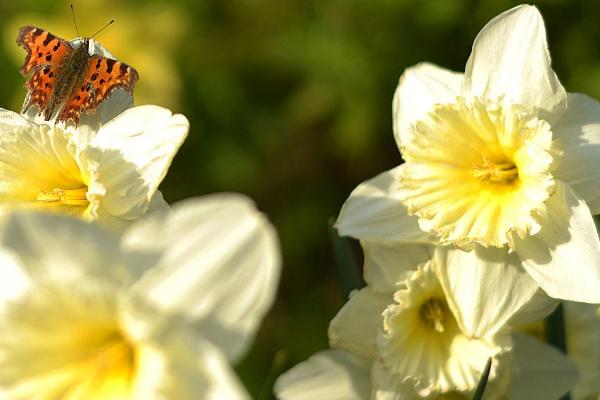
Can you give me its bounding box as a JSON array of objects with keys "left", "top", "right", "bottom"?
[{"left": 1, "top": 0, "right": 599, "bottom": 397}]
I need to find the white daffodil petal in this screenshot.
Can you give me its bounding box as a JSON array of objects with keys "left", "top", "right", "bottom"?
[
  {"left": 462, "top": 5, "right": 566, "bottom": 122},
  {"left": 336, "top": 167, "right": 427, "bottom": 242},
  {"left": 328, "top": 287, "right": 389, "bottom": 358},
  {"left": 132, "top": 333, "right": 250, "bottom": 400},
  {"left": 0, "top": 108, "right": 33, "bottom": 130},
  {"left": 123, "top": 194, "right": 280, "bottom": 361},
  {"left": 510, "top": 332, "right": 577, "bottom": 400},
  {"left": 93, "top": 105, "right": 188, "bottom": 219},
  {"left": 433, "top": 246, "right": 538, "bottom": 338},
  {"left": 80, "top": 89, "right": 134, "bottom": 131},
  {"left": 274, "top": 350, "right": 372, "bottom": 400},
  {"left": 507, "top": 289, "right": 558, "bottom": 326},
  {"left": 564, "top": 301, "right": 600, "bottom": 399},
  {"left": 362, "top": 240, "right": 431, "bottom": 294},
  {"left": 552, "top": 93, "right": 600, "bottom": 214},
  {"left": 146, "top": 190, "right": 171, "bottom": 215},
  {"left": 95, "top": 190, "right": 172, "bottom": 234},
  {"left": 514, "top": 182, "right": 600, "bottom": 302},
  {"left": 393, "top": 62, "right": 463, "bottom": 148},
  {"left": 0, "top": 212, "right": 127, "bottom": 286},
  {"left": 0, "top": 251, "right": 31, "bottom": 307}
]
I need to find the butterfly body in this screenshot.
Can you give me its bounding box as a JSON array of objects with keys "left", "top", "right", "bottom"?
[{"left": 17, "top": 26, "right": 138, "bottom": 125}]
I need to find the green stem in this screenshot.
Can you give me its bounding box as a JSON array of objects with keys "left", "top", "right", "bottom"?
[
  {"left": 258, "top": 350, "right": 288, "bottom": 400},
  {"left": 328, "top": 218, "right": 363, "bottom": 299},
  {"left": 545, "top": 303, "right": 570, "bottom": 400},
  {"left": 472, "top": 358, "right": 492, "bottom": 400}
]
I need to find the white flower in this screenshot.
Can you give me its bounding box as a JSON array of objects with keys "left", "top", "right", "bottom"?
[
  {"left": 275, "top": 339, "right": 575, "bottom": 400},
  {"left": 0, "top": 104, "right": 188, "bottom": 231},
  {"left": 0, "top": 194, "right": 281, "bottom": 399},
  {"left": 336, "top": 5, "right": 600, "bottom": 302},
  {"left": 564, "top": 301, "right": 600, "bottom": 399},
  {"left": 275, "top": 242, "right": 576, "bottom": 399},
  {"left": 374, "top": 262, "right": 503, "bottom": 397}
]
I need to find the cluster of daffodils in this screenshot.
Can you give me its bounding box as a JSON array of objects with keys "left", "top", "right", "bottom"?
[
  {"left": 0, "top": 37, "right": 281, "bottom": 398},
  {"left": 277, "top": 5, "right": 600, "bottom": 400}
]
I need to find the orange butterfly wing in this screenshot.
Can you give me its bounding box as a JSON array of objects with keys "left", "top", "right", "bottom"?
[
  {"left": 17, "top": 26, "right": 72, "bottom": 75},
  {"left": 58, "top": 56, "right": 139, "bottom": 123},
  {"left": 17, "top": 26, "right": 73, "bottom": 118}
]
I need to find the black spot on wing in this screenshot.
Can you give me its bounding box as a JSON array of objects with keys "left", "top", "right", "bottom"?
[
  {"left": 119, "top": 63, "right": 128, "bottom": 74},
  {"left": 53, "top": 43, "right": 60, "bottom": 51},
  {"left": 45, "top": 54, "right": 52, "bottom": 62},
  {"left": 91, "top": 73, "right": 98, "bottom": 81},
  {"left": 42, "top": 33, "right": 56, "bottom": 46},
  {"left": 106, "top": 59, "right": 116, "bottom": 73},
  {"left": 96, "top": 59, "right": 102, "bottom": 69}
]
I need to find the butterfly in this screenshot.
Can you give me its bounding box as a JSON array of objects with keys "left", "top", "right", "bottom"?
[{"left": 16, "top": 25, "right": 139, "bottom": 125}]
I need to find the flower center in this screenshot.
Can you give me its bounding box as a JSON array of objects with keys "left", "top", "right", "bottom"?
[
  {"left": 36, "top": 186, "right": 89, "bottom": 207},
  {"left": 59, "top": 328, "right": 137, "bottom": 397},
  {"left": 472, "top": 158, "right": 518, "bottom": 184},
  {"left": 377, "top": 263, "right": 502, "bottom": 396},
  {"left": 0, "top": 281, "right": 142, "bottom": 399},
  {"left": 398, "top": 97, "right": 555, "bottom": 248},
  {"left": 0, "top": 125, "right": 93, "bottom": 217},
  {"left": 419, "top": 297, "right": 448, "bottom": 333},
  {"left": 85, "top": 331, "right": 135, "bottom": 375}
]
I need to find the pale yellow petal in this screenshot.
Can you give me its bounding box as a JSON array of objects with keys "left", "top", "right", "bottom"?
[
  {"left": 514, "top": 182, "right": 600, "bottom": 302},
  {"left": 274, "top": 350, "right": 372, "bottom": 400},
  {"left": 462, "top": 5, "right": 566, "bottom": 122}
]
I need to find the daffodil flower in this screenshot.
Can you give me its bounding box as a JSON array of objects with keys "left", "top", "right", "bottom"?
[
  {"left": 275, "top": 241, "right": 576, "bottom": 399},
  {"left": 0, "top": 194, "right": 280, "bottom": 399},
  {"left": 336, "top": 5, "right": 600, "bottom": 302},
  {"left": 0, "top": 37, "right": 188, "bottom": 231},
  {"left": 0, "top": 104, "right": 188, "bottom": 231},
  {"left": 275, "top": 340, "right": 574, "bottom": 400}
]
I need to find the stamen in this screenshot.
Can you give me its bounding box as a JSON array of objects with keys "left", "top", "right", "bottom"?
[
  {"left": 419, "top": 298, "right": 447, "bottom": 333},
  {"left": 473, "top": 158, "right": 518, "bottom": 184},
  {"left": 37, "top": 187, "right": 89, "bottom": 206},
  {"left": 86, "top": 332, "right": 135, "bottom": 372}
]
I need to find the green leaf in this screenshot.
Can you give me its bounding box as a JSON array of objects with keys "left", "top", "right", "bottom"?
[
  {"left": 472, "top": 358, "right": 492, "bottom": 400},
  {"left": 258, "top": 350, "right": 288, "bottom": 400},
  {"left": 328, "top": 218, "right": 364, "bottom": 298},
  {"left": 545, "top": 302, "right": 567, "bottom": 354},
  {"left": 544, "top": 303, "right": 570, "bottom": 400}
]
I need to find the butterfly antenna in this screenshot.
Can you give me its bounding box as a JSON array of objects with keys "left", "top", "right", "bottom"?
[
  {"left": 90, "top": 19, "right": 115, "bottom": 39},
  {"left": 69, "top": 3, "right": 81, "bottom": 38}
]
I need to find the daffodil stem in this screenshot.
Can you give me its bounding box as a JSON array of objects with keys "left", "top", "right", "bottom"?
[
  {"left": 258, "top": 350, "right": 288, "bottom": 400},
  {"left": 545, "top": 303, "right": 570, "bottom": 400},
  {"left": 328, "top": 218, "right": 364, "bottom": 299},
  {"left": 545, "top": 303, "right": 567, "bottom": 352},
  {"left": 472, "top": 358, "right": 492, "bottom": 400}
]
